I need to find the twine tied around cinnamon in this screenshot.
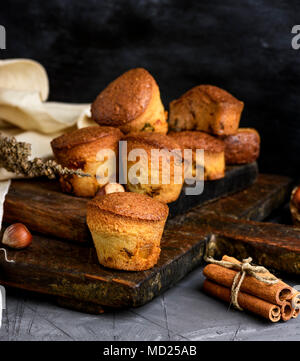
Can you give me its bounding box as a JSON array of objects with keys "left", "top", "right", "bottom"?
[{"left": 205, "top": 243, "right": 278, "bottom": 311}]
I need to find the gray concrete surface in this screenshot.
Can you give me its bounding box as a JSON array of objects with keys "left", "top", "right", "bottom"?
[{"left": 0, "top": 266, "right": 299, "bottom": 341}]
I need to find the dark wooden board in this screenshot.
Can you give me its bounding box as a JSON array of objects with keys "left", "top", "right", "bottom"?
[
  {"left": 0, "top": 174, "right": 292, "bottom": 313},
  {"left": 190, "top": 215, "right": 300, "bottom": 275},
  {"left": 3, "top": 163, "right": 258, "bottom": 243},
  {"left": 0, "top": 226, "right": 209, "bottom": 309},
  {"left": 3, "top": 178, "right": 90, "bottom": 243},
  {"left": 169, "top": 162, "right": 258, "bottom": 217},
  {"left": 175, "top": 173, "right": 300, "bottom": 275},
  {"left": 182, "top": 174, "right": 294, "bottom": 222}
]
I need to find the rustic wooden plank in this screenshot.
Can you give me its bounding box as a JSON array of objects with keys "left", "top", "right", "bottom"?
[
  {"left": 196, "top": 173, "right": 293, "bottom": 221},
  {"left": 168, "top": 162, "right": 258, "bottom": 217},
  {"left": 168, "top": 174, "right": 293, "bottom": 225},
  {"left": 3, "top": 163, "right": 258, "bottom": 243},
  {"left": 190, "top": 214, "right": 300, "bottom": 274},
  {"left": 3, "top": 179, "right": 91, "bottom": 243},
  {"left": 0, "top": 173, "right": 293, "bottom": 313},
  {"left": 0, "top": 227, "right": 209, "bottom": 309}
]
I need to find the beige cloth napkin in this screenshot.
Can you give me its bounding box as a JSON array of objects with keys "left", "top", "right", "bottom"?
[{"left": 0, "top": 58, "right": 97, "bottom": 229}]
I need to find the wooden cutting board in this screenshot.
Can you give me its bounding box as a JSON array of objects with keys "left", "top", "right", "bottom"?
[
  {"left": 3, "top": 163, "right": 258, "bottom": 243},
  {"left": 191, "top": 214, "right": 300, "bottom": 275},
  {"left": 0, "top": 173, "right": 293, "bottom": 313}
]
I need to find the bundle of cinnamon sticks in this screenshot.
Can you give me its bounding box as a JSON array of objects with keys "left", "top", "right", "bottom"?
[{"left": 202, "top": 255, "right": 300, "bottom": 322}]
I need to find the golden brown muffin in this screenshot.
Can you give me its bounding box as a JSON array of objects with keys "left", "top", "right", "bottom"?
[
  {"left": 169, "top": 131, "right": 225, "bottom": 180},
  {"left": 51, "top": 126, "right": 123, "bottom": 197},
  {"left": 91, "top": 68, "right": 168, "bottom": 134},
  {"left": 169, "top": 85, "right": 244, "bottom": 136},
  {"left": 87, "top": 192, "right": 169, "bottom": 271},
  {"left": 222, "top": 128, "right": 260, "bottom": 164},
  {"left": 122, "top": 132, "right": 183, "bottom": 203}
]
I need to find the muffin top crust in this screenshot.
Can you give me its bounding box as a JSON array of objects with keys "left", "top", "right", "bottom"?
[
  {"left": 91, "top": 68, "right": 155, "bottom": 126},
  {"left": 169, "top": 131, "right": 225, "bottom": 153},
  {"left": 171, "top": 84, "right": 243, "bottom": 107},
  {"left": 123, "top": 132, "right": 180, "bottom": 151},
  {"left": 51, "top": 126, "right": 122, "bottom": 151},
  {"left": 234, "top": 128, "right": 260, "bottom": 138},
  {"left": 88, "top": 192, "right": 169, "bottom": 221}
]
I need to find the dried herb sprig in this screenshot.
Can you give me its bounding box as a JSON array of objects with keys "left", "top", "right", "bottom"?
[{"left": 0, "top": 134, "right": 90, "bottom": 179}]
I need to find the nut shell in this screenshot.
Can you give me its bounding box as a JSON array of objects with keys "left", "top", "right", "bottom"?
[
  {"left": 2, "top": 223, "right": 32, "bottom": 249},
  {"left": 96, "top": 183, "right": 125, "bottom": 196}
]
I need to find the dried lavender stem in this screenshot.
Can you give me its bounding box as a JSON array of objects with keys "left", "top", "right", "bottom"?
[{"left": 0, "top": 134, "right": 90, "bottom": 179}]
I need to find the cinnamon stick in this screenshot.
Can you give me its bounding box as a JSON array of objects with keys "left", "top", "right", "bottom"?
[
  {"left": 202, "top": 279, "right": 281, "bottom": 322},
  {"left": 222, "top": 256, "right": 299, "bottom": 321},
  {"left": 203, "top": 257, "right": 292, "bottom": 306},
  {"left": 223, "top": 255, "right": 300, "bottom": 312},
  {"left": 280, "top": 301, "right": 293, "bottom": 321},
  {"left": 223, "top": 255, "right": 291, "bottom": 289},
  {"left": 287, "top": 289, "right": 300, "bottom": 319},
  {"left": 292, "top": 307, "right": 299, "bottom": 319},
  {"left": 288, "top": 289, "right": 300, "bottom": 309}
]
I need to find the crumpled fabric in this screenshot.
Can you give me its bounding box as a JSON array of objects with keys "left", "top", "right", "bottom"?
[{"left": 0, "top": 58, "right": 96, "bottom": 228}]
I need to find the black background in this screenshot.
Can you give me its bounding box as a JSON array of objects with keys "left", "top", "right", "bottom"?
[{"left": 1, "top": 0, "right": 299, "bottom": 176}]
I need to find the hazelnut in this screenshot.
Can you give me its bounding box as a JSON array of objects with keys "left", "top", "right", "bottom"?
[
  {"left": 96, "top": 183, "right": 125, "bottom": 196},
  {"left": 292, "top": 187, "right": 300, "bottom": 210},
  {"left": 2, "top": 223, "right": 32, "bottom": 249}
]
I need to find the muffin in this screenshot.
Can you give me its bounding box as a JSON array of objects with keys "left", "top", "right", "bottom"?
[
  {"left": 222, "top": 128, "right": 260, "bottom": 165},
  {"left": 169, "top": 131, "right": 225, "bottom": 180},
  {"left": 91, "top": 68, "right": 168, "bottom": 134},
  {"left": 51, "top": 126, "right": 123, "bottom": 197},
  {"left": 169, "top": 85, "right": 244, "bottom": 136},
  {"left": 87, "top": 192, "right": 169, "bottom": 271},
  {"left": 122, "top": 132, "right": 183, "bottom": 203}
]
